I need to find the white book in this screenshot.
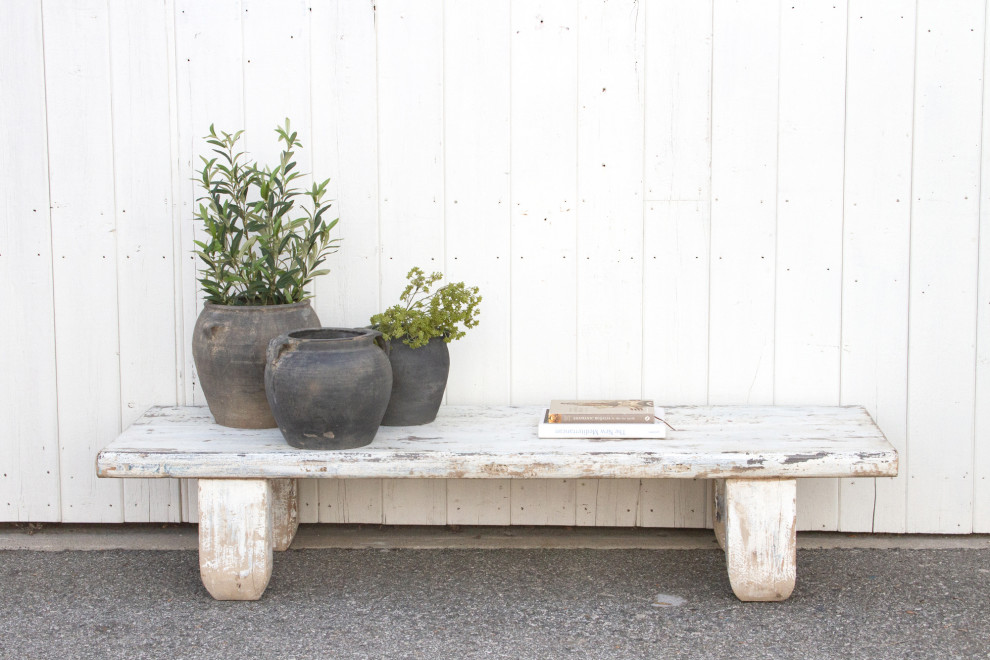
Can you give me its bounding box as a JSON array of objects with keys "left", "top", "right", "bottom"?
[{"left": 537, "top": 409, "right": 667, "bottom": 439}]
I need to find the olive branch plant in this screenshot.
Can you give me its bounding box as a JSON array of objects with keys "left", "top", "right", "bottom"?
[{"left": 194, "top": 119, "right": 339, "bottom": 305}]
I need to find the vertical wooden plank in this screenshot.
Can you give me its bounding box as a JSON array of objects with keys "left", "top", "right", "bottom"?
[
  {"left": 447, "top": 480, "right": 510, "bottom": 525},
  {"left": 641, "top": 203, "right": 710, "bottom": 529},
  {"left": 242, "top": 0, "right": 318, "bottom": 523},
  {"left": 43, "top": 0, "right": 123, "bottom": 522},
  {"left": 977, "top": 2, "right": 990, "bottom": 535},
  {"left": 310, "top": 0, "right": 380, "bottom": 328},
  {"left": 575, "top": 479, "right": 598, "bottom": 525},
  {"left": 375, "top": 1, "right": 446, "bottom": 525},
  {"left": 175, "top": 0, "right": 244, "bottom": 406},
  {"left": 593, "top": 480, "right": 639, "bottom": 527},
  {"left": 108, "top": 0, "right": 182, "bottom": 523},
  {"left": 575, "top": 0, "right": 644, "bottom": 398},
  {"left": 444, "top": 0, "right": 511, "bottom": 405},
  {"left": 311, "top": 2, "right": 383, "bottom": 519},
  {"left": 906, "top": 1, "right": 983, "bottom": 533},
  {"left": 839, "top": 0, "right": 915, "bottom": 533},
  {"left": 383, "top": 480, "right": 446, "bottom": 525},
  {"left": 174, "top": 0, "right": 245, "bottom": 521},
  {"left": 243, "top": 0, "right": 311, "bottom": 165},
  {"left": 509, "top": 0, "right": 578, "bottom": 404},
  {"left": 377, "top": 0, "right": 445, "bottom": 298},
  {"left": 510, "top": 480, "right": 577, "bottom": 526},
  {"left": 319, "top": 479, "right": 384, "bottom": 524},
  {"left": 774, "top": 1, "right": 847, "bottom": 532},
  {"left": 0, "top": 0, "right": 61, "bottom": 521},
  {"left": 642, "top": 0, "right": 712, "bottom": 405},
  {"left": 164, "top": 0, "right": 184, "bottom": 415},
  {"left": 644, "top": 0, "right": 712, "bottom": 204},
  {"left": 708, "top": 0, "right": 779, "bottom": 405},
  {"left": 574, "top": 0, "right": 645, "bottom": 526},
  {"left": 638, "top": 479, "right": 706, "bottom": 528},
  {"left": 641, "top": 2, "right": 713, "bottom": 529}
]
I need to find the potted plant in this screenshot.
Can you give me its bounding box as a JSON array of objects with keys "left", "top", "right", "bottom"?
[
  {"left": 192, "top": 119, "right": 339, "bottom": 428},
  {"left": 371, "top": 267, "right": 481, "bottom": 425}
]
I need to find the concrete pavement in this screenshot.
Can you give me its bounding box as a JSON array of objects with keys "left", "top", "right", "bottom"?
[{"left": 0, "top": 526, "right": 987, "bottom": 659}]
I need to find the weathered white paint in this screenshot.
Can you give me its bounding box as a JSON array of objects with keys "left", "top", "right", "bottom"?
[
  {"left": 712, "top": 479, "right": 725, "bottom": 550},
  {"left": 708, "top": 0, "right": 778, "bottom": 405},
  {"left": 98, "top": 405, "right": 897, "bottom": 480},
  {"left": 977, "top": 0, "right": 990, "bottom": 535},
  {"left": 270, "top": 478, "right": 299, "bottom": 551},
  {"left": 0, "top": 0, "right": 61, "bottom": 522},
  {"left": 173, "top": 0, "right": 246, "bottom": 526},
  {"left": 109, "top": 0, "right": 182, "bottom": 524},
  {"left": 446, "top": 480, "right": 510, "bottom": 526},
  {"left": 775, "top": 1, "right": 847, "bottom": 533},
  {"left": 2, "top": 0, "right": 988, "bottom": 533},
  {"left": 839, "top": 0, "right": 914, "bottom": 534},
  {"left": 575, "top": 0, "right": 644, "bottom": 400},
  {"left": 309, "top": 0, "right": 379, "bottom": 330},
  {"left": 383, "top": 479, "right": 446, "bottom": 525},
  {"left": 509, "top": 0, "right": 578, "bottom": 405},
  {"left": 318, "top": 479, "right": 384, "bottom": 524},
  {"left": 443, "top": 0, "right": 512, "bottom": 406},
  {"left": 378, "top": 0, "right": 445, "bottom": 298},
  {"left": 906, "top": 2, "right": 984, "bottom": 533},
  {"left": 639, "top": 478, "right": 706, "bottom": 529},
  {"left": 723, "top": 478, "right": 797, "bottom": 602},
  {"left": 44, "top": 0, "right": 123, "bottom": 523},
  {"left": 112, "top": 409, "right": 854, "bottom": 601},
  {"left": 198, "top": 478, "right": 273, "bottom": 601}
]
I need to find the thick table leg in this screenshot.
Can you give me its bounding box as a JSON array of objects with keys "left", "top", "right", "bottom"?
[
  {"left": 722, "top": 478, "right": 796, "bottom": 602},
  {"left": 712, "top": 479, "right": 726, "bottom": 550},
  {"left": 271, "top": 478, "right": 299, "bottom": 551},
  {"left": 198, "top": 479, "right": 273, "bottom": 601}
]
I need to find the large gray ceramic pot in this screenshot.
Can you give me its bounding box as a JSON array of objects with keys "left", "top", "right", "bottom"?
[
  {"left": 381, "top": 337, "right": 450, "bottom": 426},
  {"left": 192, "top": 301, "right": 320, "bottom": 429},
  {"left": 265, "top": 328, "right": 393, "bottom": 450}
]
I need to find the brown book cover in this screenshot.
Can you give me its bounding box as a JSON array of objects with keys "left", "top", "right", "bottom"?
[{"left": 547, "top": 399, "right": 655, "bottom": 424}]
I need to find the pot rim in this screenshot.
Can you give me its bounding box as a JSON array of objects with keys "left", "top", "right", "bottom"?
[
  {"left": 202, "top": 300, "right": 313, "bottom": 312},
  {"left": 287, "top": 327, "right": 382, "bottom": 342}
]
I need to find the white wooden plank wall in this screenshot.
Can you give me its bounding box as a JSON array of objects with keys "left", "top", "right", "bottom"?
[
  {"left": 839, "top": 0, "right": 914, "bottom": 533},
  {"left": 640, "top": 0, "right": 713, "bottom": 528},
  {"left": 109, "top": 0, "right": 182, "bottom": 522},
  {"left": 2, "top": 0, "right": 988, "bottom": 534},
  {"left": 775, "top": 2, "right": 846, "bottom": 531},
  {"left": 443, "top": 0, "right": 513, "bottom": 524},
  {"left": 43, "top": 0, "right": 123, "bottom": 523},
  {"left": 0, "top": 0, "right": 61, "bottom": 521},
  {"left": 906, "top": 1, "right": 984, "bottom": 534},
  {"left": 708, "top": 0, "right": 779, "bottom": 407},
  {"left": 174, "top": 0, "right": 246, "bottom": 523},
  {"left": 977, "top": 2, "right": 990, "bottom": 535}
]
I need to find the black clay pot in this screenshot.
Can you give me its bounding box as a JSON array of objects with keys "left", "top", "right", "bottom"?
[
  {"left": 381, "top": 337, "right": 450, "bottom": 426},
  {"left": 192, "top": 301, "right": 320, "bottom": 429},
  {"left": 265, "top": 328, "right": 392, "bottom": 450}
]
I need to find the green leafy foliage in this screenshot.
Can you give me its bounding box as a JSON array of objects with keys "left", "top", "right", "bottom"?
[
  {"left": 371, "top": 267, "right": 482, "bottom": 348},
  {"left": 194, "top": 119, "right": 339, "bottom": 305}
]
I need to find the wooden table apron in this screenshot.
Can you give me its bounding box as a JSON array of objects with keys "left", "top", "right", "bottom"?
[{"left": 97, "top": 405, "right": 898, "bottom": 602}]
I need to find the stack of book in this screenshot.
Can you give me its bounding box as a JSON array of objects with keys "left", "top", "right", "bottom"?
[{"left": 537, "top": 399, "right": 667, "bottom": 439}]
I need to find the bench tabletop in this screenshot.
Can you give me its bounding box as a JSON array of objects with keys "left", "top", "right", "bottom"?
[{"left": 97, "top": 405, "right": 897, "bottom": 480}]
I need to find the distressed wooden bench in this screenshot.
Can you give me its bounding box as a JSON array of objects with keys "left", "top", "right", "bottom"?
[{"left": 96, "top": 405, "right": 897, "bottom": 602}]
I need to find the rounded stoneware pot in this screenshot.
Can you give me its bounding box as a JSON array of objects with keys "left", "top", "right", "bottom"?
[
  {"left": 265, "top": 327, "right": 393, "bottom": 450},
  {"left": 192, "top": 301, "right": 320, "bottom": 429},
  {"left": 381, "top": 337, "right": 450, "bottom": 426}
]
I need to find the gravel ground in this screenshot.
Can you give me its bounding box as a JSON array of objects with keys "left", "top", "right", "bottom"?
[{"left": 0, "top": 547, "right": 987, "bottom": 659}]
